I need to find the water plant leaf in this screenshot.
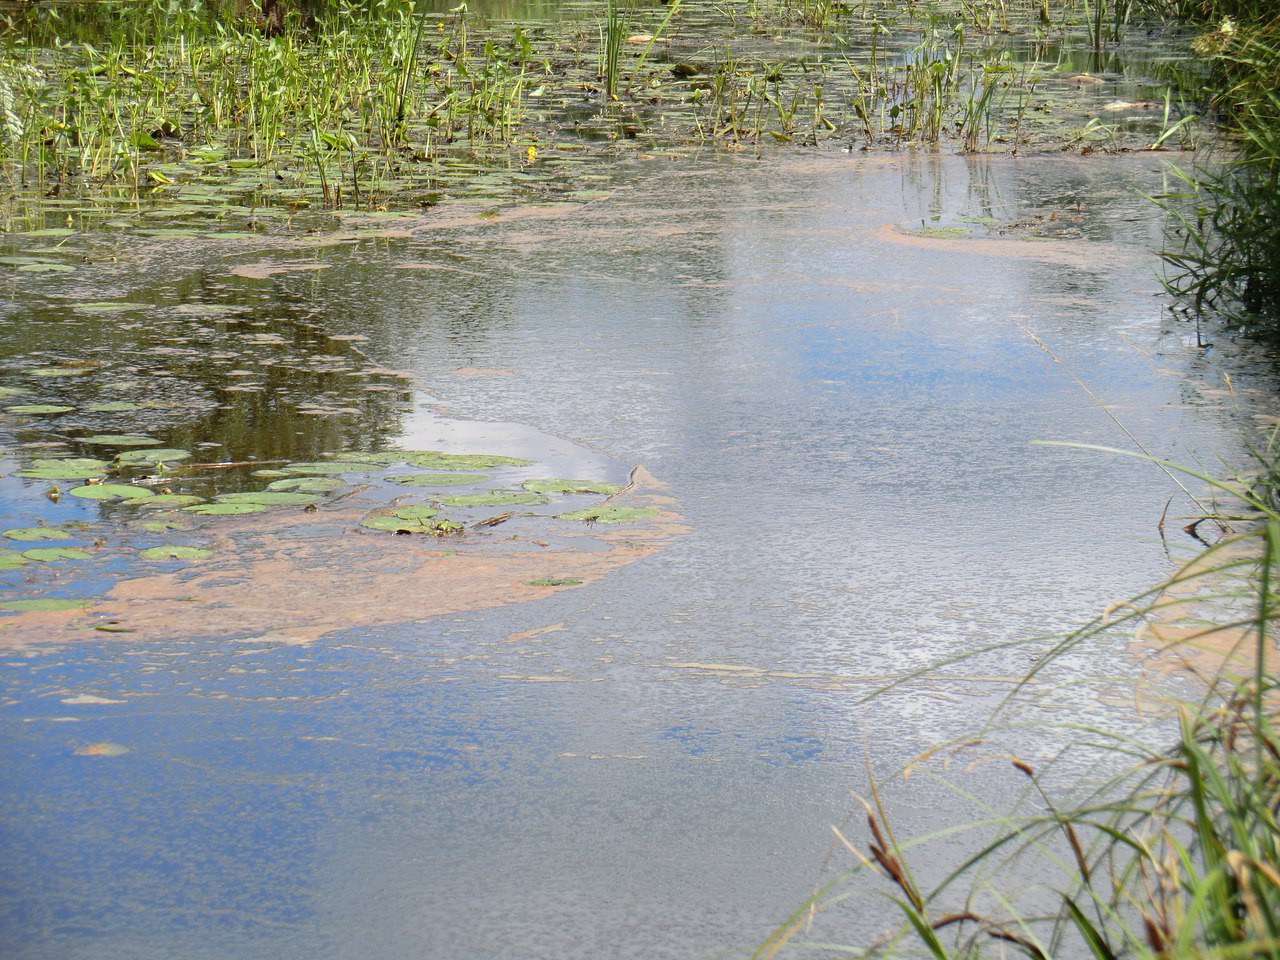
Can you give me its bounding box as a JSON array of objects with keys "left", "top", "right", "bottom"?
[
  {"left": 17, "top": 263, "right": 74, "bottom": 273},
  {"left": 558, "top": 506, "right": 658, "bottom": 523},
  {"left": 0, "top": 597, "right": 89, "bottom": 611},
  {"left": 4, "top": 527, "right": 72, "bottom": 541},
  {"left": 407, "top": 452, "right": 532, "bottom": 470},
  {"left": 386, "top": 473, "right": 489, "bottom": 486},
  {"left": 524, "top": 479, "right": 623, "bottom": 495},
  {"left": 360, "top": 504, "right": 438, "bottom": 531},
  {"left": 30, "top": 366, "right": 93, "bottom": 376},
  {"left": 6, "top": 404, "right": 74, "bottom": 414},
  {"left": 266, "top": 477, "right": 345, "bottom": 494},
  {"left": 437, "top": 491, "right": 546, "bottom": 507},
  {"left": 116, "top": 448, "right": 192, "bottom": 465},
  {"left": 183, "top": 502, "right": 268, "bottom": 515},
  {"left": 84, "top": 401, "right": 140, "bottom": 412},
  {"left": 23, "top": 547, "right": 92, "bottom": 561},
  {"left": 525, "top": 577, "right": 584, "bottom": 586},
  {"left": 137, "top": 495, "right": 204, "bottom": 509},
  {"left": 140, "top": 545, "right": 213, "bottom": 561},
  {"left": 81, "top": 434, "right": 161, "bottom": 446},
  {"left": 15, "top": 458, "right": 111, "bottom": 480},
  {"left": 214, "top": 491, "right": 321, "bottom": 506},
  {"left": 0, "top": 550, "right": 32, "bottom": 569},
  {"left": 282, "top": 460, "right": 382, "bottom": 475},
  {"left": 69, "top": 483, "right": 154, "bottom": 500}
]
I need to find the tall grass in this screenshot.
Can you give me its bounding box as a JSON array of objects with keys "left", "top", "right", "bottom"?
[
  {"left": 1156, "top": 4, "right": 1280, "bottom": 337},
  {"left": 757, "top": 441, "right": 1280, "bottom": 959}
]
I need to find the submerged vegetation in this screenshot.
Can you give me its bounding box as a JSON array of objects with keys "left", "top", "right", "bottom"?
[{"left": 0, "top": 0, "right": 1197, "bottom": 220}]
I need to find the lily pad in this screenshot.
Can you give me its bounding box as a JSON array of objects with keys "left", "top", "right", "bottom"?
[
  {"left": 437, "top": 491, "right": 546, "bottom": 507},
  {"left": 4, "top": 527, "right": 73, "bottom": 542},
  {"left": 69, "top": 483, "right": 154, "bottom": 500},
  {"left": 183, "top": 502, "right": 268, "bottom": 515},
  {"left": 386, "top": 473, "right": 489, "bottom": 487},
  {"left": 140, "top": 545, "right": 213, "bottom": 561},
  {"left": 84, "top": 401, "right": 140, "bottom": 413},
  {"left": 214, "top": 491, "right": 321, "bottom": 506},
  {"left": 6, "top": 404, "right": 74, "bottom": 414},
  {"left": 116, "top": 448, "right": 192, "bottom": 465},
  {"left": 266, "top": 476, "right": 345, "bottom": 494},
  {"left": 136, "top": 495, "right": 205, "bottom": 508},
  {"left": 23, "top": 547, "right": 92, "bottom": 561},
  {"left": 524, "top": 479, "right": 623, "bottom": 495},
  {"left": 281, "top": 460, "right": 382, "bottom": 475},
  {"left": 407, "top": 452, "right": 532, "bottom": 470},
  {"left": 558, "top": 506, "right": 659, "bottom": 524},
  {"left": 525, "top": 577, "right": 584, "bottom": 587},
  {"left": 15, "top": 458, "right": 111, "bottom": 480},
  {"left": 30, "top": 366, "right": 93, "bottom": 377},
  {"left": 0, "top": 550, "right": 32, "bottom": 569},
  {"left": 81, "top": 434, "right": 161, "bottom": 446},
  {"left": 0, "top": 597, "right": 89, "bottom": 611},
  {"left": 17, "top": 263, "right": 75, "bottom": 273},
  {"left": 360, "top": 505, "right": 439, "bottom": 531}
]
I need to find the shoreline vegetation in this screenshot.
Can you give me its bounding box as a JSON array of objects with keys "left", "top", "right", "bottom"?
[
  {"left": 3, "top": 2, "right": 1278, "bottom": 958},
  {"left": 0, "top": 0, "right": 1205, "bottom": 224}
]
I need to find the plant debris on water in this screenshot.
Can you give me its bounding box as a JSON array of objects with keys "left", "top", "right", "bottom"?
[{"left": 0, "top": 0, "right": 1203, "bottom": 228}]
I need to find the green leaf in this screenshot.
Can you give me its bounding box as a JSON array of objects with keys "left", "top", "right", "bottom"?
[
  {"left": 524, "top": 478, "right": 622, "bottom": 495},
  {"left": 183, "top": 502, "right": 268, "bottom": 515},
  {"left": 525, "top": 577, "right": 584, "bottom": 587},
  {"left": 6, "top": 404, "right": 74, "bottom": 414},
  {"left": 437, "top": 491, "right": 546, "bottom": 507},
  {"left": 23, "top": 547, "right": 92, "bottom": 561},
  {"left": 214, "top": 491, "right": 321, "bottom": 506},
  {"left": 81, "top": 434, "right": 161, "bottom": 446},
  {"left": 69, "top": 483, "right": 155, "bottom": 500},
  {"left": 0, "top": 597, "right": 90, "bottom": 611},
  {"left": 4, "top": 527, "right": 73, "bottom": 542},
  {"left": 15, "top": 458, "right": 111, "bottom": 480},
  {"left": 407, "top": 452, "right": 532, "bottom": 470},
  {"left": 386, "top": 473, "right": 489, "bottom": 486},
  {"left": 557, "top": 506, "right": 657, "bottom": 524},
  {"left": 115, "top": 448, "right": 192, "bottom": 465},
  {"left": 139, "top": 545, "right": 213, "bottom": 561}
]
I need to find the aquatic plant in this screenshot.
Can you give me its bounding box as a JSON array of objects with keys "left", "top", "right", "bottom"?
[{"left": 756, "top": 439, "right": 1280, "bottom": 960}]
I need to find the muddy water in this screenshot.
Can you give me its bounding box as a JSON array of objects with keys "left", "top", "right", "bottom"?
[{"left": 2, "top": 151, "right": 1277, "bottom": 959}]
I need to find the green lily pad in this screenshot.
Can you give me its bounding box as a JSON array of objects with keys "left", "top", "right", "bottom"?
[
  {"left": 266, "top": 476, "right": 345, "bottom": 494},
  {"left": 69, "top": 483, "right": 155, "bottom": 500},
  {"left": 437, "top": 491, "right": 546, "bottom": 507},
  {"left": 558, "top": 506, "right": 659, "bottom": 524},
  {"left": 116, "top": 448, "right": 192, "bottom": 465},
  {"left": 17, "top": 263, "right": 75, "bottom": 273},
  {"left": 214, "top": 491, "right": 321, "bottom": 506},
  {"left": 183, "top": 502, "right": 268, "bottom": 515},
  {"left": 360, "top": 505, "right": 439, "bottom": 531},
  {"left": 282, "top": 460, "right": 382, "bottom": 475},
  {"left": 0, "top": 387, "right": 26, "bottom": 398},
  {"left": 81, "top": 434, "right": 161, "bottom": 446},
  {"left": 0, "top": 597, "right": 89, "bottom": 611},
  {"left": 136, "top": 495, "right": 205, "bottom": 508},
  {"left": 140, "top": 545, "right": 213, "bottom": 561},
  {"left": 23, "top": 547, "right": 92, "bottom": 561},
  {"left": 84, "top": 401, "right": 140, "bottom": 412},
  {"left": 524, "top": 479, "right": 623, "bottom": 495},
  {"left": 15, "top": 458, "right": 111, "bottom": 480},
  {"left": 4, "top": 527, "right": 73, "bottom": 542},
  {"left": 141, "top": 518, "right": 194, "bottom": 532},
  {"left": 6, "top": 404, "right": 74, "bottom": 414},
  {"left": 407, "top": 452, "right": 532, "bottom": 470},
  {"left": 525, "top": 577, "right": 584, "bottom": 587},
  {"left": 0, "top": 550, "right": 32, "bottom": 569},
  {"left": 386, "top": 473, "right": 489, "bottom": 487}
]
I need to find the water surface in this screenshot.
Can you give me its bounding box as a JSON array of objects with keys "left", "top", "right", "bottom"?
[{"left": 2, "top": 150, "right": 1275, "bottom": 959}]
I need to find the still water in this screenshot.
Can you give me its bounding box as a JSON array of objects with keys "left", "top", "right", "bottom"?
[{"left": 1, "top": 151, "right": 1275, "bottom": 958}]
